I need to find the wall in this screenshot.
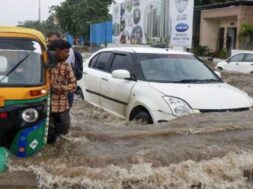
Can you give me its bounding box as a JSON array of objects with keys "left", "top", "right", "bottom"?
[
  {"left": 90, "top": 21, "right": 112, "bottom": 46},
  {"left": 238, "top": 6, "right": 253, "bottom": 49},
  {"left": 200, "top": 19, "right": 219, "bottom": 51}
]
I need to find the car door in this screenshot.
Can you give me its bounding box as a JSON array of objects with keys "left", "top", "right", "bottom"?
[
  {"left": 225, "top": 53, "right": 245, "bottom": 72},
  {"left": 100, "top": 53, "right": 136, "bottom": 117},
  {"left": 240, "top": 53, "right": 253, "bottom": 73},
  {"left": 82, "top": 52, "right": 112, "bottom": 106}
]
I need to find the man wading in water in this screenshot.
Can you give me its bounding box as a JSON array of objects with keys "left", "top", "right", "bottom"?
[
  {"left": 46, "top": 31, "right": 76, "bottom": 108},
  {"left": 47, "top": 39, "right": 77, "bottom": 143}
]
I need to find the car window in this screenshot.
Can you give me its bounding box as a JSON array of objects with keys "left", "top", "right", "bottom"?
[
  {"left": 244, "top": 54, "right": 253, "bottom": 62},
  {"left": 110, "top": 54, "right": 132, "bottom": 73},
  {"left": 229, "top": 54, "right": 245, "bottom": 62},
  {"left": 137, "top": 54, "right": 220, "bottom": 83},
  {"left": 94, "top": 52, "right": 112, "bottom": 72},
  {"left": 89, "top": 54, "right": 99, "bottom": 68}
]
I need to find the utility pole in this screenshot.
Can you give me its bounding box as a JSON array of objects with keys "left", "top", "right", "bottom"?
[{"left": 38, "top": 0, "right": 41, "bottom": 22}]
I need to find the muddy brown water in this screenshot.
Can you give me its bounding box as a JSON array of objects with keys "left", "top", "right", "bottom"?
[{"left": 1, "top": 70, "right": 253, "bottom": 189}]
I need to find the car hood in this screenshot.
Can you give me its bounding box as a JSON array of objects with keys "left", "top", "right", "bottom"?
[{"left": 149, "top": 82, "right": 252, "bottom": 110}]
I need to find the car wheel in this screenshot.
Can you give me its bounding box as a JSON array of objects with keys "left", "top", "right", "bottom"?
[
  {"left": 217, "top": 67, "right": 223, "bottom": 70},
  {"left": 132, "top": 111, "right": 153, "bottom": 124},
  {"left": 75, "top": 86, "right": 84, "bottom": 100}
]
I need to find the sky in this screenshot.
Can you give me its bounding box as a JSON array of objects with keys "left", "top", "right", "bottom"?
[{"left": 0, "top": 0, "right": 65, "bottom": 26}]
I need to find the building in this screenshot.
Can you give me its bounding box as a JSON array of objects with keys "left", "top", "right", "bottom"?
[
  {"left": 147, "top": 4, "right": 160, "bottom": 39},
  {"left": 196, "top": 1, "right": 253, "bottom": 52},
  {"left": 160, "top": 0, "right": 170, "bottom": 42}
]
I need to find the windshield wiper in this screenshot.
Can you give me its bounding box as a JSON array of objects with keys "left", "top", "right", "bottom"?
[
  {"left": 0, "top": 54, "right": 30, "bottom": 82},
  {"left": 200, "top": 79, "right": 220, "bottom": 83},
  {"left": 173, "top": 79, "right": 219, "bottom": 83}
]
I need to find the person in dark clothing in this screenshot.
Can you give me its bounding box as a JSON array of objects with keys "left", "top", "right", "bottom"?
[{"left": 226, "top": 33, "right": 232, "bottom": 51}]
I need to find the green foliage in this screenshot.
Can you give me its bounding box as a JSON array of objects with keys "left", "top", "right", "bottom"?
[
  {"left": 52, "top": 0, "right": 114, "bottom": 37},
  {"left": 239, "top": 23, "right": 253, "bottom": 49},
  {"left": 240, "top": 23, "right": 253, "bottom": 40},
  {"left": 193, "top": 46, "right": 230, "bottom": 59},
  {"left": 17, "top": 15, "right": 62, "bottom": 36},
  {"left": 192, "top": 45, "right": 210, "bottom": 56},
  {"left": 215, "top": 49, "right": 230, "bottom": 59}
]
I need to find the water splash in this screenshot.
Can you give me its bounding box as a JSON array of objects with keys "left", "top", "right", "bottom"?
[
  {"left": 1, "top": 66, "right": 253, "bottom": 189},
  {"left": 7, "top": 152, "right": 253, "bottom": 189}
]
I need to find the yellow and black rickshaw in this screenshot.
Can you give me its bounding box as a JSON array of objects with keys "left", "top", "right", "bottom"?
[{"left": 0, "top": 27, "right": 51, "bottom": 160}]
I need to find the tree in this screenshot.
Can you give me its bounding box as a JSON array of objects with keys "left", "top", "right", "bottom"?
[
  {"left": 240, "top": 23, "right": 253, "bottom": 49},
  {"left": 17, "top": 15, "right": 62, "bottom": 36},
  {"left": 52, "top": 0, "right": 113, "bottom": 37}
]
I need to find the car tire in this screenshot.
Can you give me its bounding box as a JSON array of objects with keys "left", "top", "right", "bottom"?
[
  {"left": 217, "top": 67, "right": 223, "bottom": 70},
  {"left": 75, "top": 86, "right": 84, "bottom": 100},
  {"left": 132, "top": 111, "right": 153, "bottom": 124}
]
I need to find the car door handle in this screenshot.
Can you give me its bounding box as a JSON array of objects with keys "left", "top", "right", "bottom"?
[
  {"left": 101, "top": 77, "right": 109, "bottom": 81},
  {"left": 235, "top": 63, "right": 239, "bottom": 65},
  {"left": 83, "top": 71, "right": 88, "bottom": 74}
]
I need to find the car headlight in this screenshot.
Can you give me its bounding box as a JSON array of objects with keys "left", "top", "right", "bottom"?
[
  {"left": 163, "top": 96, "right": 192, "bottom": 117},
  {"left": 22, "top": 108, "right": 39, "bottom": 123}
]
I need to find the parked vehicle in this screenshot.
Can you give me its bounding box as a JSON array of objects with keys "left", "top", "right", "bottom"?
[
  {"left": 78, "top": 47, "right": 253, "bottom": 124},
  {"left": 216, "top": 53, "right": 253, "bottom": 74},
  {"left": 0, "top": 27, "right": 51, "bottom": 157}
]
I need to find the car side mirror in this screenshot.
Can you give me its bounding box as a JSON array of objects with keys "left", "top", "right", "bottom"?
[
  {"left": 214, "top": 71, "right": 222, "bottom": 78},
  {"left": 0, "top": 56, "right": 7, "bottom": 73},
  {"left": 226, "top": 59, "right": 230, "bottom": 63},
  {"left": 46, "top": 50, "right": 58, "bottom": 68},
  {"left": 112, "top": 69, "right": 131, "bottom": 79}
]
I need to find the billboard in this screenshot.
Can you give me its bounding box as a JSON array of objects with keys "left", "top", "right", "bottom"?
[
  {"left": 112, "top": 0, "right": 194, "bottom": 48},
  {"left": 113, "top": 0, "right": 149, "bottom": 44},
  {"left": 112, "top": 3, "right": 121, "bottom": 44},
  {"left": 170, "top": 0, "right": 194, "bottom": 48}
]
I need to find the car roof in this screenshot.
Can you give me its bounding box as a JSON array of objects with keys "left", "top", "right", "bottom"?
[
  {"left": 97, "top": 47, "right": 193, "bottom": 55},
  {"left": 233, "top": 52, "right": 253, "bottom": 55}
]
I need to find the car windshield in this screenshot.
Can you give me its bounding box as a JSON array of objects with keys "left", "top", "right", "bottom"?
[
  {"left": 0, "top": 39, "right": 44, "bottom": 86},
  {"left": 137, "top": 53, "right": 221, "bottom": 83}
]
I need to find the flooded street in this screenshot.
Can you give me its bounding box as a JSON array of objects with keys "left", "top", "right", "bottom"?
[{"left": 1, "top": 70, "right": 253, "bottom": 189}]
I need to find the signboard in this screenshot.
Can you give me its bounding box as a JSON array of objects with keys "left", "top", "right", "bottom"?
[
  {"left": 112, "top": 0, "right": 194, "bottom": 48},
  {"left": 169, "top": 0, "right": 194, "bottom": 48}
]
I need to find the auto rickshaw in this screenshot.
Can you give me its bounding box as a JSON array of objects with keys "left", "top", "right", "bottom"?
[{"left": 0, "top": 27, "right": 51, "bottom": 162}]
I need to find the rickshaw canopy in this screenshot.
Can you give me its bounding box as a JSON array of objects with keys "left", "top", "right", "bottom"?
[{"left": 0, "top": 26, "right": 46, "bottom": 48}]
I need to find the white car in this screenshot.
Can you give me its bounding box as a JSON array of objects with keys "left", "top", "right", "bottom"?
[
  {"left": 216, "top": 53, "right": 253, "bottom": 74},
  {"left": 78, "top": 47, "right": 253, "bottom": 124}
]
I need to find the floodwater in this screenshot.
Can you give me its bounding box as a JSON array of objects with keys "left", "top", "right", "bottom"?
[{"left": 1, "top": 71, "right": 253, "bottom": 189}]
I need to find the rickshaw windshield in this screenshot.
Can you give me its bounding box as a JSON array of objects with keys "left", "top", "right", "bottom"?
[{"left": 0, "top": 39, "right": 44, "bottom": 87}]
